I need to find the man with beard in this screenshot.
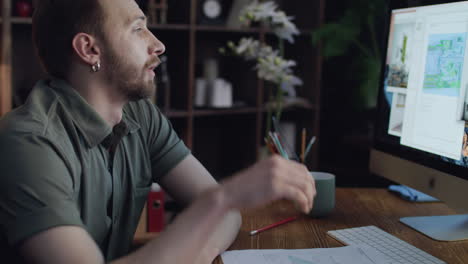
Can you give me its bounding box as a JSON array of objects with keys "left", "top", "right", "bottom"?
[{"left": 0, "top": 0, "right": 316, "bottom": 263}]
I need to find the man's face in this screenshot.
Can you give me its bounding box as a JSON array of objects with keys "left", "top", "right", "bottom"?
[{"left": 98, "top": 0, "right": 165, "bottom": 101}]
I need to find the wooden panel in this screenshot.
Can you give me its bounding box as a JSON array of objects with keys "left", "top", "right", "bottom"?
[{"left": 0, "top": 0, "right": 12, "bottom": 115}]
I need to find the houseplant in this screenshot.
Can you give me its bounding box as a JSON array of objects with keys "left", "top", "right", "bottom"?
[
  {"left": 311, "top": 0, "right": 387, "bottom": 109},
  {"left": 220, "top": 0, "right": 303, "bottom": 135}
]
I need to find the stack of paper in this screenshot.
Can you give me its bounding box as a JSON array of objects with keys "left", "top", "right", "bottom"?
[{"left": 221, "top": 245, "right": 392, "bottom": 264}]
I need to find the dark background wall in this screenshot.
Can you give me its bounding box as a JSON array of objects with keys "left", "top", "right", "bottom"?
[{"left": 318, "top": 0, "right": 395, "bottom": 187}]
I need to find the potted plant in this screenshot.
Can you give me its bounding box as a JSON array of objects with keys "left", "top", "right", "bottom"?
[
  {"left": 311, "top": 0, "right": 387, "bottom": 110},
  {"left": 220, "top": 0, "right": 303, "bottom": 137}
]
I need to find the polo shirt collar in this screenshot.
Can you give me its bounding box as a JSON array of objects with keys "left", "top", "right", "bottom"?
[{"left": 48, "top": 78, "right": 140, "bottom": 148}]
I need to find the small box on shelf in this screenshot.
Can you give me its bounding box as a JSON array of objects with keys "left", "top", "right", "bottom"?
[{"left": 13, "top": 0, "right": 33, "bottom": 18}]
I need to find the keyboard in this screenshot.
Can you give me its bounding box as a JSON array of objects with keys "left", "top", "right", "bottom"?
[{"left": 327, "top": 225, "right": 446, "bottom": 264}]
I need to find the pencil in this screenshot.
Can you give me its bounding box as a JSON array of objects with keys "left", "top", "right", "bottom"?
[
  {"left": 249, "top": 216, "right": 299, "bottom": 236},
  {"left": 301, "top": 128, "right": 306, "bottom": 163},
  {"left": 264, "top": 138, "right": 277, "bottom": 154}
]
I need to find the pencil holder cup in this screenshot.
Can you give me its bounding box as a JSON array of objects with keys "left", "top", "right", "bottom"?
[{"left": 308, "top": 171, "right": 335, "bottom": 217}]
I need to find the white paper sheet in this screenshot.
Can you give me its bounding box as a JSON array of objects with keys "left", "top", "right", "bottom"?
[{"left": 221, "top": 245, "right": 392, "bottom": 264}]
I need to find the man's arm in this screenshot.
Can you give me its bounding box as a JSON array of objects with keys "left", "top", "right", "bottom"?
[
  {"left": 20, "top": 184, "right": 231, "bottom": 264},
  {"left": 158, "top": 154, "right": 242, "bottom": 263},
  {"left": 20, "top": 226, "right": 106, "bottom": 264},
  {"left": 20, "top": 155, "right": 315, "bottom": 264}
]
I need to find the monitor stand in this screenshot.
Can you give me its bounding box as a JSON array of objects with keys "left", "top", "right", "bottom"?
[{"left": 400, "top": 214, "right": 468, "bottom": 241}]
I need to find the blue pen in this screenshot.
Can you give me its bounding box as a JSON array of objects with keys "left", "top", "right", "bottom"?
[
  {"left": 269, "top": 132, "right": 289, "bottom": 159},
  {"left": 303, "top": 136, "right": 316, "bottom": 160}
]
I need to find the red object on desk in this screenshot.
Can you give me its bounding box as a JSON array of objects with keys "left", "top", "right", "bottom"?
[
  {"left": 147, "top": 183, "right": 165, "bottom": 232},
  {"left": 249, "top": 216, "right": 299, "bottom": 235}
]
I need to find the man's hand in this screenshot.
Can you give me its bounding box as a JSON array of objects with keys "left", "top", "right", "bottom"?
[{"left": 221, "top": 155, "right": 316, "bottom": 213}]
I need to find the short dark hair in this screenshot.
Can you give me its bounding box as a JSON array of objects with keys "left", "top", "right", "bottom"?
[{"left": 32, "top": 0, "right": 105, "bottom": 78}]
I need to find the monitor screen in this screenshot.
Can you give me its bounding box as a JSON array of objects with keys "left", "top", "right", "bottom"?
[
  {"left": 374, "top": 0, "right": 468, "bottom": 183},
  {"left": 371, "top": 0, "right": 468, "bottom": 241}
]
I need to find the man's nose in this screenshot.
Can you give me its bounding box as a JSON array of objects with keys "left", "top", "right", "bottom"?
[{"left": 150, "top": 35, "right": 165, "bottom": 56}]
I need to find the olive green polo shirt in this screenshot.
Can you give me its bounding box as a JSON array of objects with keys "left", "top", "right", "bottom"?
[{"left": 0, "top": 78, "right": 190, "bottom": 261}]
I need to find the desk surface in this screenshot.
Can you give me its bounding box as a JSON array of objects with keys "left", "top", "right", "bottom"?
[{"left": 213, "top": 188, "right": 468, "bottom": 264}]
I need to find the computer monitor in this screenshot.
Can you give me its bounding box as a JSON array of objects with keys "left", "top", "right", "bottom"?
[{"left": 370, "top": 0, "right": 468, "bottom": 241}]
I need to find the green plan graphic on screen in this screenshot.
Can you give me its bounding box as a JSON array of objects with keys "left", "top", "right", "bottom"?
[
  {"left": 423, "top": 33, "right": 467, "bottom": 97},
  {"left": 287, "top": 256, "right": 317, "bottom": 264}
]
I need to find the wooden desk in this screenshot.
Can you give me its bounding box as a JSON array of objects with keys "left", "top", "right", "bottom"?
[{"left": 213, "top": 188, "right": 468, "bottom": 264}]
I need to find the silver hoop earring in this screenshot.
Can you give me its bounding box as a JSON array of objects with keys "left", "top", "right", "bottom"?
[{"left": 91, "top": 62, "right": 101, "bottom": 72}]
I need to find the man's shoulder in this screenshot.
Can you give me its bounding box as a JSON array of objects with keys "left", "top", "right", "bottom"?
[
  {"left": 0, "top": 109, "right": 77, "bottom": 189},
  {"left": 0, "top": 80, "right": 73, "bottom": 160},
  {"left": 124, "top": 99, "right": 166, "bottom": 126},
  {"left": 0, "top": 80, "right": 61, "bottom": 138}
]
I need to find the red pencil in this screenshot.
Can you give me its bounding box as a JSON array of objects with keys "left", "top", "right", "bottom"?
[{"left": 249, "top": 216, "right": 299, "bottom": 236}]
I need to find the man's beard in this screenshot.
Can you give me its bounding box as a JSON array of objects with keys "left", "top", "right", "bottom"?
[{"left": 101, "top": 46, "right": 158, "bottom": 101}]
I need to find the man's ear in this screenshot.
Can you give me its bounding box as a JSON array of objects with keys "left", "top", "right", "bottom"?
[{"left": 72, "top": 33, "right": 101, "bottom": 65}]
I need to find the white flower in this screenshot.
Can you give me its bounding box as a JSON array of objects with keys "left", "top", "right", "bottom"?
[
  {"left": 240, "top": 1, "right": 299, "bottom": 43},
  {"left": 227, "top": 37, "right": 302, "bottom": 94},
  {"left": 235, "top": 38, "right": 260, "bottom": 58},
  {"left": 242, "top": 1, "right": 277, "bottom": 21},
  {"left": 223, "top": 2, "right": 302, "bottom": 98},
  {"left": 272, "top": 14, "right": 299, "bottom": 43}
]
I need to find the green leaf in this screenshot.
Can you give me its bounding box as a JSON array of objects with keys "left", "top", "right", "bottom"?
[
  {"left": 312, "top": 22, "right": 360, "bottom": 57},
  {"left": 353, "top": 56, "right": 382, "bottom": 108}
]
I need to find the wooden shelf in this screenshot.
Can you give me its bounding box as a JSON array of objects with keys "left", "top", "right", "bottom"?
[
  {"left": 0, "top": 20, "right": 313, "bottom": 34},
  {"left": 164, "top": 110, "right": 189, "bottom": 118},
  {"left": 193, "top": 107, "right": 258, "bottom": 117},
  {"left": 191, "top": 104, "right": 316, "bottom": 118},
  {"left": 194, "top": 25, "right": 262, "bottom": 33},
  {"left": 11, "top": 17, "right": 32, "bottom": 24},
  {"left": 162, "top": 104, "right": 316, "bottom": 118},
  {"left": 148, "top": 23, "right": 190, "bottom": 31},
  {"left": 7, "top": 19, "right": 192, "bottom": 28},
  {"left": 194, "top": 26, "right": 311, "bottom": 35},
  {"left": 263, "top": 28, "right": 313, "bottom": 36},
  {"left": 262, "top": 99, "right": 317, "bottom": 113}
]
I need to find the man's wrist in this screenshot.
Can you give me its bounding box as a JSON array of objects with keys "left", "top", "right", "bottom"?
[{"left": 206, "top": 185, "right": 234, "bottom": 213}]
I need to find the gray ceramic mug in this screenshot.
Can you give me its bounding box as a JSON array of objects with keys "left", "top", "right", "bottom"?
[{"left": 308, "top": 171, "right": 335, "bottom": 217}]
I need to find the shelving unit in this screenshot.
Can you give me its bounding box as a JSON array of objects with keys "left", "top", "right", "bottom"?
[{"left": 0, "top": 0, "right": 324, "bottom": 179}]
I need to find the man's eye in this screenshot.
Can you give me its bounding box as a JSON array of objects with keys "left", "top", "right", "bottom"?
[{"left": 135, "top": 27, "right": 143, "bottom": 32}]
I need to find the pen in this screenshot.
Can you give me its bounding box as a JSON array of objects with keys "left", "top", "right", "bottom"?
[
  {"left": 249, "top": 216, "right": 299, "bottom": 236},
  {"left": 303, "top": 136, "right": 316, "bottom": 160},
  {"left": 269, "top": 132, "right": 289, "bottom": 159},
  {"left": 301, "top": 128, "right": 306, "bottom": 163},
  {"left": 273, "top": 132, "right": 287, "bottom": 159}
]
